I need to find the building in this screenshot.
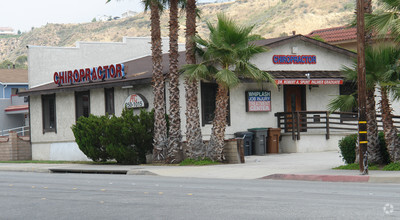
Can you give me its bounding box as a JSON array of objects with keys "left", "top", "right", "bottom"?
[
  {"left": 21, "top": 34, "right": 363, "bottom": 161},
  {"left": 0, "top": 68, "right": 29, "bottom": 136},
  {"left": 121, "top": 10, "right": 137, "bottom": 18},
  {"left": 21, "top": 37, "right": 179, "bottom": 160},
  {"left": 0, "top": 27, "right": 15, "bottom": 35}
]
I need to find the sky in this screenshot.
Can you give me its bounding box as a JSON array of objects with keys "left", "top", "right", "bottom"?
[
  {"left": 0, "top": 0, "right": 144, "bottom": 32},
  {"left": 0, "top": 0, "right": 215, "bottom": 32}
]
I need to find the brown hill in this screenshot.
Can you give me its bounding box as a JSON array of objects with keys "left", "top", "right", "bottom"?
[{"left": 0, "top": 0, "right": 374, "bottom": 63}]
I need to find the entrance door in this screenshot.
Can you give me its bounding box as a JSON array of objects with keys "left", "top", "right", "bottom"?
[{"left": 284, "top": 86, "right": 306, "bottom": 132}]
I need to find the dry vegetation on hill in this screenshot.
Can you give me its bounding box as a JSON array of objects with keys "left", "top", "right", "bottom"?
[{"left": 0, "top": 0, "right": 376, "bottom": 63}]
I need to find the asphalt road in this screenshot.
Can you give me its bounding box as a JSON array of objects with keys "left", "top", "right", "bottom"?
[{"left": 1, "top": 171, "right": 399, "bottom": 220}]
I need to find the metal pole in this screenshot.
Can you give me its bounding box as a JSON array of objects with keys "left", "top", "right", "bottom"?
[{"left": 357, "top": 0, "right": 368, "bottom": 175}]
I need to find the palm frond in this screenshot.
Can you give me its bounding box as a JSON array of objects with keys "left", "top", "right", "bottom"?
[
  {"left": 215, "top": 69, "right": 240, "bottom": 88},
  {"left": 327, "top": 94, "right": 357, "bottom": 113}
]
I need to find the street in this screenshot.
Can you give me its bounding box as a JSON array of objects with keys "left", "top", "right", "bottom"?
[{"left": 1, "top": 171, "right": 399, "bottom": 219}]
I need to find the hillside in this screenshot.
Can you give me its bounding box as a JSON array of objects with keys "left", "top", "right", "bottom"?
[{"left": 0, "top": 0, "right": 371, "bottom": 63}]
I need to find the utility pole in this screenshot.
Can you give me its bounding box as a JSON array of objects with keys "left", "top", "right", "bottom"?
[{"left": 356, "top": 0, "right": 368, "bottom": 175}]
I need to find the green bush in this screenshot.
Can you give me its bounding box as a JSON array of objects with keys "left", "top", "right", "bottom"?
[
  {"left": 71, "top": 115, "right": 109, "bottom": 162},
  {"left": 101, "top": 115, "right": 138, "bottom": 164},
  {"left": 72, "top": 108, "right": 155, "bottom": 165},
  {"left": 338, "top": 132, "right": 391, "bottom": 165},
  {"left": 338, "top": 134, "right": 357, "bottom": 164}
]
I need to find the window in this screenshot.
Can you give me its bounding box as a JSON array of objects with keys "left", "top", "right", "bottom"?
[
  {"left": 105, "top": 88, "right": 114, "bottom": 115},
  {"left": 75, "top": 91, "right": 90, "bottom": 120},
  {"left": 201, "top": 82, "right": 230, "bottom": 126},
  {"left": 42, "top": 94, "right": 56, "bottom": 133}
]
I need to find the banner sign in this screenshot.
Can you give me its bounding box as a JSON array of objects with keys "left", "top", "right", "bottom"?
[
  {"left": 273, "top": 55, "right": 316, "bottom": 64},
  {"left": 124, "top": 93, "right": 148, "bottom": 109},
  {"left": 54, "top": 63, "right": 125, "bottom": 86},
  {"left": 246, "top": 91, "right": 271, "bottom": 112},
  {"left": 275, "top": 79, "right": 343, "bottom": 85}
]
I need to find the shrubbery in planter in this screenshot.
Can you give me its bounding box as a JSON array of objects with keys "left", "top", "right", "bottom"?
[{"left": 71, "top": 115, "right": 110, "bottom": 162}]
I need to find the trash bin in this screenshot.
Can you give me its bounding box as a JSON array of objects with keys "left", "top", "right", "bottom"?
[
  {"left": 234, "top": 132, "right": 253, "bottom": 156},
  {"left": 248, "top": 128, "right": 268, "bottom": 155},
  {"left": 267, "top": 128, "right": 281, "bottom": 154}
]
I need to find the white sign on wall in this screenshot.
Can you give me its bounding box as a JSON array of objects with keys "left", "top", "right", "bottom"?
[{"left": 124, "top": 93, "right": 148, "bottom": 109}]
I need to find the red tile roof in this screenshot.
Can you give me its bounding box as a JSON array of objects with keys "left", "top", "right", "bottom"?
[
  {"left": 4, "top": 105, "right": 28, "bottom": 112},
  {"left": 307, "top": 26, "right": 356, "bottom": 43}
]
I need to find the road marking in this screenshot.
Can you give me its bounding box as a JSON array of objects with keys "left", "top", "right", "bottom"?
[
  {"left": 144, "top": 192, "right": 148, "bottom": 194},
  {"left": 41, "top": 198, "right": 46, "bottom": 200},
  {"left": 187, "top": 193, "right": 193, "bottom": 196},
  {"left": 101, "top": 189, "right": 106, "bottom": 191},
  {"left": 43, "top": 187, "right": 48, "bottom": 189},
  {"left": 9, "top": 184, "right": 13, "bottom": 187},
  {"left": 159, "top": 192, "right": 164, "bottom": 195},
  {"left": 100, "top": 201, "right": 105, "bottom": 204},
  {"left": 32, "top": 186, "right": 36, "bottom": 189},
  {"left": 73, "top": 188, "right": 78, "bottom": 190}
]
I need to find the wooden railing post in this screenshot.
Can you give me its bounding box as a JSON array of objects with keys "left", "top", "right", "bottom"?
[
  {"left": 326, "top": 111, "right": 330, "bottom": 140},
  {"left": 296, "top": 111, "right": 300, "bottom": 140},
  {"left": 291, "top": 113, "right": 295, "bottom": 140}
]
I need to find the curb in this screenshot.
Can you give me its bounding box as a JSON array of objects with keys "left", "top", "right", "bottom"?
[{"left": 261, "top": 174, "right": 370, "bottom": 182}]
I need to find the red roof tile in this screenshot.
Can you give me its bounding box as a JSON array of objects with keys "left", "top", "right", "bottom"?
[
  {"left": 307, "top": 26, "right": 356, "bottom": 43},
  {"left": 5, "top": 105, "right": 28, "bottom": 112}
]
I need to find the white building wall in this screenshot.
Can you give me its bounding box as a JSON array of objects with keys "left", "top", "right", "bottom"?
[
  {"left": 28, "top": 37, "right": 175, "bottom": 88},
  {"left": 252, "top": 40, "right": 354, "bottom": 71}
]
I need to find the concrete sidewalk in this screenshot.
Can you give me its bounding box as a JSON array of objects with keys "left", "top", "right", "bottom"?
[{"left": 1, "top": 151, "right": 400, "bottom": 183}]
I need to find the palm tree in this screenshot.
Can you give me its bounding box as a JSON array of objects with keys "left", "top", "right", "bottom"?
[
  {"left": 365, "top": 0, "right": 400, "bottom": 42},
  {"left": 184, "top": 0, "right": 206, "bottom": 159},
  {"left": 329, "top": 44, "right": 400, "bottom": 163},
  {"left": 166, "top": 0, "right": 182, "bottom": 163},
  {"left": 182, "top": 14, "right": 273, "bottom": 161},
  {"left": 142, "top": 0, "right": 169, "bottom": 163}
]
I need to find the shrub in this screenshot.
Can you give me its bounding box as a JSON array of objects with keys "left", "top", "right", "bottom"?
[
  {"left": 338, "top": 132, "right": 391, "bottom": 165},
  {"left": 338, "top": 134, "right": 357, "bottom": 164},
  {"left": 72, "top": 108, "right": 155, "bottom": 165},
  {"left": 121, "top": 108, "right": 154, "bottom": 164},
  {"left": 101, "top": 115, "right": 138, "bottom": 165},
  {"left": 72, "top": 115, "right": 110, "bottom": 162}
]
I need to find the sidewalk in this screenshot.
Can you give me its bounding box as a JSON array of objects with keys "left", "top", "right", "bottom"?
[{"left": 1, "top": 151, "right": 400, "bottom": 183}]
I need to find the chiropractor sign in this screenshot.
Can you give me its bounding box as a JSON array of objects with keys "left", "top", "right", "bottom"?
[{"left": 53, "top": 64, "right": 125, "bottom": 86}]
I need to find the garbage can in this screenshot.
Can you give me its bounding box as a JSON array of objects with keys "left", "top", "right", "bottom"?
[
  {"left": 248, "top": 128, "right": 268, "bottom": 155},
  {"left": 234, "top": 132, "right": 253, "bottom": 156},
  {"left": 267, "top": 128, "right": 281, "bottom": 154}
]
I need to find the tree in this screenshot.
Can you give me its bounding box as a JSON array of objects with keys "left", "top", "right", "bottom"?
[
  {"left": 328, "top": 44, "right": 400, "bottom": 163},
  {"left": 184, "top": 0, "right": 206, "bottom": 159},
  {"left": 107, "top": 0, "right": 168, "bottom": 163},
  {"left": 166, "top": 0, "right": 182, "bottom": 163},
  {"left": 365, "top": 0, "right": 400, "bottom": 42},
  {"left": 182, "top": 14, "right": 273, "bottom": 161}
]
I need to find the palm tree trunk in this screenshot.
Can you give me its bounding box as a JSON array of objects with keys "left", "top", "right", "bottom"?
[
  {"left": 365, "top": 89, "right": 383, "bottom": 164},
  {"left": 207, "top": 84, "right": 228, "bottom": 162},
  {"left": 166, "top": 0, "right": 182, "bottom": 163},
  {"left": 185, "top": 0, "right": 205, "bottom": 159},
  {"left": 151, "top": 1, "right": 168, "bottom": 163},
  {"left": 380, "top": 87, "right": 400, "bottom": 162}
]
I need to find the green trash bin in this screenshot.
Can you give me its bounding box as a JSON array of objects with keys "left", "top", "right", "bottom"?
[{"left": 248, "top": 128, "right": 268, "bottom": 155}]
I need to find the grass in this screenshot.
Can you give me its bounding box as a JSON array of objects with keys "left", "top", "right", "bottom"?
[
  {"left": 333, "top": 163, "right": 380, "bottom": 170},
  {"left": 333, "top": 163, "right": 400, "bottom": 171},
  {"left": 0, "top": 160, "right": 117, "bottom": 165},
  {"left": 179, "top": 158, "right": 220, "bottom": 166}
]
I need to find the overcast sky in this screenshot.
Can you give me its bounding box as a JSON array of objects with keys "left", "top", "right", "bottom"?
[
  {"left": 0, "top": 0, "right": 214, "bottom": 32},
  {"left": 0, "top": 0, "right": 144, "bottom": 32}
]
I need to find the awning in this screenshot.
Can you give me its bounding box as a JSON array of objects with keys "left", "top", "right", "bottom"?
[
  {"left": 5, "top": 105, "right": 28, "bottom": 114},
  {"left": 275, "top": 79, "right": 343, "bottom": 85}
]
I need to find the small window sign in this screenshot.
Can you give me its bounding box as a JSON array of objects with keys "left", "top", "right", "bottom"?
[
  {"left": 124, "top": 93, "right": 148, "bottom": 109},
  {"left": 246, "top": 91, "right": 271, "bottom": 112}
]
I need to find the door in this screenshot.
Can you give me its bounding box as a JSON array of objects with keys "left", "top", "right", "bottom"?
[{"left": 284, "top": 86, "right": 306, "bottom": 132}]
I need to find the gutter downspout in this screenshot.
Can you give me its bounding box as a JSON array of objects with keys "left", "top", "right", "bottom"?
[{"left": 0, "top": 82, "right": 7, "bottom": 99}]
